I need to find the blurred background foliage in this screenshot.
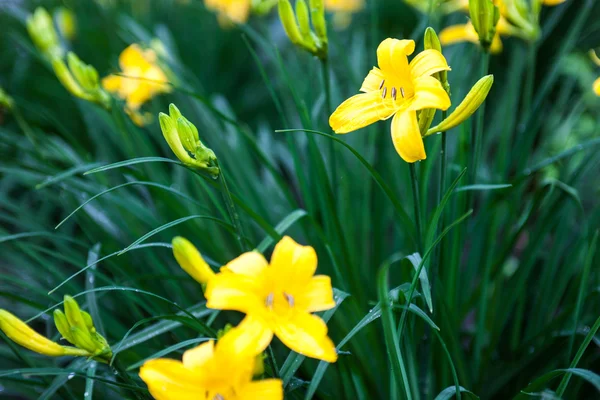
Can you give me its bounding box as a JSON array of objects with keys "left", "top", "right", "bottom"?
[{"left": 0, "top": 0, "right": 599, "bottom": 399}]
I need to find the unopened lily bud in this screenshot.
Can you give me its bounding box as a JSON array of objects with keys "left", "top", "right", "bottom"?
[
  {"left": 53, "top": 53, "right": 111, "bottom": 108},
  {"left": 296, "top": 0, "right": 312, "bottom": 39},
  {"left": 468, "top": 0, "right": 500, "bottom": 51},
  {"left": 53, "top": 309, "right": 74, "bottom": 342},
  {"left": 81, "top": 311, "right": 96, "bottom": 332},
  {"left": 26, "top": 7, "right": 63, "bottom": 59},
  {"left": 309, "top": 0, "right": 327, "bottom": 41},
  {"left": 279, "top": 0, "right": 305, "bottom": 46},
  {"left": 0, "top": 310, "right": 72, "bottom": 357},
  {"left": 160, "top": 104, "right": 220, "bottom": 176},
  {"left": 64, "top": 295, "right": 90, "bottom": 335},
  {"left": 0, "top": 88, "right": 14, "bottom": 110},
  {"left": 172, "top": 236, "right": 215, "bottom": 288},
  {"left": 52, "top": 57, "right": 87, "bottom": 99},
  {"left": 424, "top": 27, "right": 449, "bottom": 95},
  {"left": 70, "top": 326, "right": 97, "bottom": 353},
  {"left": 55, "top": 7, "right": 76, "bottom": 41},
  {"left": 425, "top": 75, "right": 494, "bottom": 136},
  {"left": 67, "top": 53, "right": 97, "bottom": 92}
]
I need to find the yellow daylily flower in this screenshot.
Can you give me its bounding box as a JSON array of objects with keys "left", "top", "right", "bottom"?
[
  {"left": 205, "top": 0, "right": 251, "bottom": 26},
  {"left": 102, "top": 44, "right": 171, "bottom": 111},
  {"left": 325, "top": 0, "right": 364, "bottom": 29},
  {"left": 140, "top": 328, "right": 283, "bottom": 400},
  {"left": 440, "top": 20, "right": 504, "bottom": 54},
  {"left": 205, "top": 236, "right": 338, "bottom": 362},
  {"left": 329, "top": 38, "right": 451, "bottom": 163},
  {"left": 542, "top": 0, "right": 566, "bottom": 5},
  {"left": 591, "top": 50, "right": 600, "bottom": 96},
  {"left": 593, "top": 78, "right": 600, "bottom": 96}
]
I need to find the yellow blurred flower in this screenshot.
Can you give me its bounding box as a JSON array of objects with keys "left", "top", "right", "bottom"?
[
  {"left": 55, "top": 7, "right": 77, "bottom": 41},
  {"left": 205, "top": 236, "right": 338, "bottom": 362},
  {"left": 172, "top": 236, "right": 216, "bottom": 288},
  {"left": 440, "top": 19, "right": 509, "bottom": 54},
  {"left": 590, "top": 50, "right": 600, "bottom": 96},
  {"left": 541, "top": 0, "right": 566, "bottom": 5},
  {"left": 325, "top": 0, "right": 364, "bottom": 29},
  {"left": 140, "top": 328, "right": 283, "bottom": 400},
  {"left": 330, "top": 38, "right": 451, "bottom": 163},
  {"left": 205, "top": 0, "right": 251, "bottom": 26},
  {"left": 102, "top": 44, "right": 171, "bottom": 111}
]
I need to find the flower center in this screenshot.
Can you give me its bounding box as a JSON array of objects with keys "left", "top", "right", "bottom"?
[
  {"left": 212, "top": 394, "right": 224, "bottom": 400},
  {"left": 379, "top": 79, "right": 407, "bottom": 101},
  {"left": 264, "top": 292, "right": 295, "bottom": 311}
]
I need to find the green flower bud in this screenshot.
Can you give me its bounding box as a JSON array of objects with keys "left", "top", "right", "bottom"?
[
  {"left": 63, "top": 295, "right": 89, "bottom": 335},
  {"left": 468, "top": 0, "right": 500, "bottom": 51},
  {"left": 309, "top": 0, "right": 327, "bottom": 41},
  {"left": 53, "top": 53, "right": 110, "bottom": 108},
  {"left": 53, "top": 309, "right": 74, "bottom": 343},
  {"left": 26, "top": 7, "right": 63, "bottom": 59},
  {"left": 296, "top": 0, "right": 312, "bottom": 39},
  {"left": 70, "top": 326, "right": 97, "bottom": 353},
  {"left": 0, "top": 87, "right": 14, "bottom": 110},
  {"left": 176, "top": 117, "right": 200, "bottom": 155},
  {"left": 425, "top": 75, "right": 494, "bottom": 136},
  {"left": 279, "top": 0, "right": 305, "bottom": 47}
]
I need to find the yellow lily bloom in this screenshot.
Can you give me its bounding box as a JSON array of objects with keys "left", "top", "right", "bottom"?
[
  {"left": 329, "top": 38, "right": 451, "bottom": 163},
  {"left": 204, "top": 0, "right": 251, "bottom": 26},
  {"left": 140, "top": 328, "right": 283, "bottom": 400},
  {"left": 440, "top": 20, "right": 505, "bottom": 54},
  {"left": 205, "top": 236, "right": 338, "bottom": 362},
  {"left": 102, "top": 44, "right": 171, "bottom": 111},
  {"left": 325, "top": 0, "right": 364, "bottom": 29},
  {"left": 591, "top": 50, "right": 600, "bottom": 96}
]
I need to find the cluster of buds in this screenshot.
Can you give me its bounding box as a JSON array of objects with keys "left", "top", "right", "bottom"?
[
  {"left": 417, "top": 28, "right": 494, "bottom": 137},
  {"left": 0, "top": 296, "right": 111, "bottom": 362},
  {"left": 278, "top": 0, "right": 328, "bottom": 59},
  {"left": 26, "top": 7, "right": 110, "bottom": 109},
  {"left": 159, "top": 104, "right": 220, "bottom": 176},
  {"left": 53, "top": 53, "right": 111, "bottom": 109}
]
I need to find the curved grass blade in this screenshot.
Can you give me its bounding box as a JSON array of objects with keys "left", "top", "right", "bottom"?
[
  {"left": 406, "top": 252, "right": 433, "bottom": 313},
  {"left": 84, "top": 157, "right": 182, "bottom": 175},
  {"left": 276, "top": 128, "right": 417, "bottom": 244},
  {"left": 454, "top": 184, "right": 512, "bottom": 192},
  {"left": 256, "top": 209, "right": 307, "bottom": 253},
  {"left": 434, "top": 385, "right": 479, "bottom": 400},
  {"left": 35, "top": 162, "right": 103, "bottom": 189},
  {"left": 515, "top": 368, "right": 600, "bottom": 399}
]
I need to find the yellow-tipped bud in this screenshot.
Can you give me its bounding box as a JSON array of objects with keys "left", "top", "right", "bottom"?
[
  {"left": 52, "top": 53, "right": 111, "bottom": 108},
  {"left": 53, "top": 309, "right": 74, "bottom": 343},
  {"left": 279, "top": 0, "right": 306, "bottom": 47},
  {"left": 172, "top": 236, "right": 215, "bottom": 288},
  {"left": 159, "top": 104, "right": 219, "bottom": 176},
  {"left": 64, "top": 295, "right": 89, "bottom": 335},
  {"left": 468, "top": 0, "right": 500, "bottom": 51},
  {"left": 0, "top": 309, "right": 86, "bottom": 357},
  {"left": 55, "top": 7, "right": 77, "bottom": 41},
  {"left": 296, "top": 0, "right": 312, "bottom": 42},
  {"left": 425, "top": 75, "right": 494, "bottom": 136},
  {"left": 309, "top": 0, "right": 327, "bottom": 41},
  {"left": 70, "top": 326, "right": 98, "bottom": 353},
  {"left": 26, "top": 7, "right": 63, "bottom": 59}
]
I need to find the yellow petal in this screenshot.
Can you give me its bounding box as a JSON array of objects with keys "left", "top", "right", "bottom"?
[
  {"left": 238, "top": 379, "right": 284, "bottom": 400},
  {"left": 359, "top": 67, "right": 385, "bottom": 93},
  {"left": 330, "top": 91, "right": 395, "bottom": 134},
  {"left": 409, "top": 49, "right": 451, "bottom": 80},
  {"left": 390, "top": 110, "right": 426, "bottom": 163},
  {"left": 0, "top": 310, "right": 68, "bottom": 357},
  {"left": 219, "top": 316, "right": 274, "bottom": 356},
  {"left": 205, "top": 272, "right": 263, "bottom": 313},
  {"left": 172, "top": 237, "right": 215, "bottom": 286},
  {"left": 274, "top": 312, "right": 337, "bottom": 362},
  {"left": 139, "top": 359, "right": 203, "bottom": 400},
  {"left": 490, "top": 34, "right": 503, "bottom": 54},
  {"left": 410, "top": 76, "right": 451, "bottom": 111},
  {"left": 270, "top": 236, "right": 318, "bottom": 289},
  {"left": 542, "top": 0, "right": 565, "bottom": 5},
  {"left": 593, "top": 77, "right": 600, "bottom": 97},
  {"left": 377, "top": 38, "right": 415, "bottom": 77},
  {"left": 101, "top": 75, "right": 122, "bottom": 92},
  {"left": 297, "top": 276, "right": 336, "bottom": 312},
  {"left": 182, "top": 340, "right": 214, "bottom": 369},
  {"left": 119, "top": 44, "right": 153, "bottom": 70},
  {"left": 221, "top": 251, "right": 268, "bottom": 277},
  {"left": 439, "top": 24, "right": 478, "bottom": 46}
]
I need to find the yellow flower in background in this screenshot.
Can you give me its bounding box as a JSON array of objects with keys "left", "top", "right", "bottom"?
[
  {"left": 440, "top": 19, "right": 508, "bottom": 54},
  {"left": 102, "top": 44, "right": 171, "bottom": 111},
  {"left": 205, "top": 0, "right": 251, "bottom": 26},
  {"left": 330, "top": 38, "right": 451, "bottom": 163},
  {"left": 590, "top": 50, "right": 600, "bottom": 96},
  {"left": 205, "top": 236, "right": 338, "bottom": 362},
  {"left": 325, "top": 0, "right": 364, "bottom": 29},
  {"left": 140, "top": 328, "right": 283, "bottom": 400},
  {"left": 541, "top": 0, "right": 565, "bottom": 5},
  {"left": 55, "top": 7, "right": 77, "bottom": 41}
]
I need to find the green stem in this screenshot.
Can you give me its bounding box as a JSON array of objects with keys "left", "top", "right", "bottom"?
[
  {"left": 469, "top": 51, "right": 490, "bottom": 197},
  {"left": 409, "top": 163, "right": 423, "bottom": 253},
  {"left": 217, "top": 163, "right": 247, "bottom": 252},
  {"left": 321, "top": 57, "right": 337, "bottom": 182},
  {"left": 436, "top": 110, "right": 448, "bottom": 279}
]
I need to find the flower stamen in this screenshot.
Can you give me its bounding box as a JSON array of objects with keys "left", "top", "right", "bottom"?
[
  {"left": 265, "top": 293, "right": 274, "bottom": 309},
  {"left": 382, "top": 87, "right": 387, "bottom": 98},
  {"left": 283, "top": 292, "right": 295, "bottom": 307},
  {"left": 379, "top": 79, "right": 385, "bottom": 89},
  {"left": 213, "top": 394, "right": 224, "bottom": 400},
  {"left": 400, "top": 87, "right": 405, "bottom": 98},
  {"left": 391, "top": 87, "right": 397, "bottom": 100}
]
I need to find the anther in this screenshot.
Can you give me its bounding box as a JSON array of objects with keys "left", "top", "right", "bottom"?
[
  {"left": 283, "top": 292, "right": 295, "bottom": 307},
  {"left": 382, "top": 87, "right": 387, "bottom": 98},
  {"left": 391, "top": 87, "right": 397, "bottom": 100},
  {"left": 213, "top": 394, "right": 224, "bottom": 400},
  {"left": 379, "top": 80, "right": 385, "bottom": 90},
  {"left": 265, "top": 293, "right": 274, "bottom": 308},
  {"left": 400, "top": 87, "right": 405, "bottom": 98}
]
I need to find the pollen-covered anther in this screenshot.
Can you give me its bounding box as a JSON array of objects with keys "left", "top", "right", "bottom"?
[
  {"left": 391, "top": 87, "right": 397, "bottom": 100},
  {"left": 382, "top": 87, "right": 387, "bottom": 99},
  {"left": 379, "top": 79, "right": 385, "bottom": 90},
  {"left": 400, "top": 87, "right": 405, "bottom": 98},
  {"left": 283, "top": 292, "right": 295, "bottom": 307},
  {"left": 265, "top": 293, "right": 274, "bottom": 309}
]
